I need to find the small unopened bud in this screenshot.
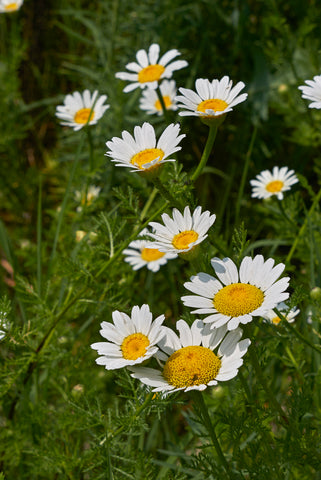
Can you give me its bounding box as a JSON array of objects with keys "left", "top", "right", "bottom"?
[{"left": 310, "top": 287, "right": 321, "bottom": 302}]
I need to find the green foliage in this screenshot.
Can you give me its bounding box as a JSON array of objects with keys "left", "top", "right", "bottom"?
[{"left": 1, "top": 0, "right": 321, "bottom": 478}]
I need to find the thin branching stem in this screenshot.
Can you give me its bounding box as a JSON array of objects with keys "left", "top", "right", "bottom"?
[{"left": 191, "top": 125, "right": 218, "bottom": 182}]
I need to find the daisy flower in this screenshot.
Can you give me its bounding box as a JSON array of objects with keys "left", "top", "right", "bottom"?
[
  {"left": 176, "top": 77, "right": 248, "bottom": 119},
  {"left": 182, "top": 255, "right": 290, "bottom": 331},
  {"left": 55, "top": 90, "right": 109, "bottom": 131},
  {"left": 0, "top": 0, "right": 23, "bottom": 12},
  {"left": 130, "top": 319, "right": 250, "bottom": 394},
  {"left": 75, "top": 185, "right": 101, "bottom": 212},
  {"left": 91, "top": 305, "right": 166, "bottom": 370},
  {"left": 298, "top": 75, "right": 321, "bottom": 109},
  {"left": 0, "top": 323, "right": 6, "bottom": 341},
  {"left": 105, "top": 122, "right": 185, "bottom": 172},
  {"left": 262, "top": 302, "right": 300, "bottom": 326},
  {"left": 146, "top": 206, "right": 216, "bottom": 254},
  {"left": 139, "top": 80, "right": 178, "bottom": 115},
  {"left": 250, "top": 167, "right": 299, "bottom": 200},
  {"left": 122, "top": 228, "right": 177, "bottom": 272},
  {"left": 115, "top": 43, "right": 188, "bottom": 93}
]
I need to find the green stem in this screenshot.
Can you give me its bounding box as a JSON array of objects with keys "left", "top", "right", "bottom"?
[
  {"left": 191, "top": 125, "right": 218, "bottom": 182},
  {"left": 248, "top": 345, "right": 288, "bottom": 426},
  {"left": 235, "top": 126, "right": 257, "bottom": 225},
  {"left": 277, "top": 199, "right": 296, "bottom": 227},
  {"left": 286, "top": 186, "right": 321, "bottom": 264},
  {"left": 86, "top": 127, "right": 94, "bottom": 172},
  {"left": 48, "top": 133, "right": 85, "bottom": 273},
  {"left": 192, "top": 391, "right": 232, "bottom": 478},
  {"left": 275, "top": 308, "right": 321, "bottom": 355},
  {"left": 100, "top": 391, "right": 154, "bottom": 444},
  {"left": 151, "top": 176, "right": 180, "bottom": 208},
  {"left": 140, "top": 187, "right": 158, "bottom": 221},
  {"left": 36, "top": 176, "right": 42, "bottom": 296},
  {"left": 156, "top": 86, "right": 170, "bottom": 123}
]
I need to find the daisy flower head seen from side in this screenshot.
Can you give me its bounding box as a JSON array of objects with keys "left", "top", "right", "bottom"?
[
  {"left": 105, "top": 122, "right": 185, "bottom": 173},
  {"left": 130, "top": 319, "right": 250, "bottom": 394},
  {"left": 115, "top": 43, "right": 188, "bottom": 93},
  {"left": 91, "top": 305, "right": 166, "bottom": 370},
  {"left": 146, "top": 206, "right": 216, "bottom": 255},
  {"left": 298, "top": 75, "right": 321, "bottom": 109},
  {"left": 262, "top": 302, "right": 300, "bottom": 326},
  {"left": 250, "top": 166, "right": 299, "bottom": 200},
  {"left": 55, "top": 90, "right": 109, "bottom": 131},
  {"left": 122, "top": 228, "right": 177, "bottom": 272},
  {"left": 139, "top": 80, "right": 178, "bottom": 116},
  {"left": 0, "top": 0, "right": 23, "bottom": 12},
  {"left": 176, "top": 77, "right": 248, "bottom": 125},
  {"left": 182, "top": 255, "right": 290, "bottom": 331}
]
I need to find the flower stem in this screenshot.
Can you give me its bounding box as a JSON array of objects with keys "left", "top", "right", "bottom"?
[
  {"left": 156, "top": 86, "right": 170, "bottom": 123},
  {"left": 235, "top": 125, "right": 257, "bottom": 225},
  {"left": 275, "top": 308, "right": 321, "bottom": 354},
  {"left": 192, "top": 390, "right": 232, "bottom": 478},
  {"left": 286, "top": 185, "right": 321, "bottom": 264},
  {"left": 191, "top": 125, "right": 218, "bottom": 182},
  {"left": 86, "top": 127, "right": 94, "bottom": 172},
  {"left": 248, "top": 344, "right": 288, "bottom": 426},
  {"left": 277, "top": 199, "right": 296, "bottom": 227},
  {"left": 151, "top": 176, "right": 181, "bottom": 208}
]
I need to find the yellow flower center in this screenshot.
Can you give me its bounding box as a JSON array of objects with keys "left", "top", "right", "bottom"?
[
  {"left": 271, "top": 316, "right": 281, "bottom": 325},
  {"left": 265, "top": 180, "right": 284, "bottom": 193},
  {"left": 130, "top": 148, "right": 164, "bottom": 170},
  {"left": 121, "top": 333, "right": 150, "bottom": 360},
  {"left": 74, "top": 108, "right": 94, "bottom": 124},
  {"left": 214, "top": 283, "right": 264, "bottom": 317},
  {"left": 138, "top": 64, "right": 165, "bottom": 83},
  {"left": 5, "top": 2, "right": 19, "bottom": 10},
  {"left": 141, "top": 247, "right": 165, "bottom": 262},
  {"left": 172, "top": 230, "right": 199, "bottom": 250},
  {"left": 154, "top": 95, "right": 172, "bottom": 111},
  {"left": 163, "top": 346, "right": 221, "bottom": 388},
  {"left": 197, "top": 99, "right": 228, "bottom": 115}
]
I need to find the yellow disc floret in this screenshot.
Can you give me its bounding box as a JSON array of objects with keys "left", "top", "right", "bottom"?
[
  {"left": 131, "top": 148, "right": 164, "bottom": 170},
  {"left": 5, "top": 3, "right": 19, "bottom": 11},
  {"left": 141, "top": 248, "right": 165, "bottom": 262},
  {"left": 74, "top": 108, "right": 94, "bottom": 124},
  {"left": 163, "top": 346, "right": 221, "bottom": 388},
  {"left": 271, "top": 316, "right": 281, "bottom": 325},
  {"left": 214, "top": 283, "right": 264, "bottom": 317},
  {"left": 154, "top": 95, "right": 172, "bottom": 112},
  {"left": 265, "top": 180, "right": 284, "bottom": 193},
  {"left": 172, "top": 230, "right": 199, "bottom": 250},
  {"left": 197, "top": 99, "right": 228, "bottom": 114},
  {"left": 121, "top": 333, "right": 150, "bottom": 360},
  {"left": 138, "top": 64, "right": 165, "bottom": 83}
]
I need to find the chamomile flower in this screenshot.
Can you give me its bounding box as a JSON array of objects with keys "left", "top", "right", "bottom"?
[
  {"left": 262, "top": 302, "right": 300, "bottom": 325},
  {"left": 122, "top": 228, "right": 177, "bottom": 272},
  {"left": 0, "top": 323, "right": 6, "bottom": 341},
  {"left": 147, "top": 206, "right": 216, "bottom": 254},
  {"left": 130, "top": 319, "right": 250, "bottom": 394},
  {"left": 75, "top": 185, "right": 101, "bottom": 212},
  {"left": 139, "top": 80, "right": 178, "bottom": 115},
  {"left": 55, "top": 90, "right": 109, "bottom": 131},
  {"left": 115, "top": 43, "right": 188, "bottom": 93},
  {"left": 182, "top": 255, "right": 290, "bottom": 331},
  {"left": 176, "top": 77, "right": 248, "bottom": 120},
  {"left": 91, "top": 305, "right": 166, "bottom": 370},
  {"left": 105, "top": 122, "right": 185, "bottom": 172},
  {"left": 0, "top": 0, "right": 23, "bottom": 12},
  {"left": 250, "top": 167, "right": 299, "bottom": 200},
  {"left": 298, "top": 76, "right": 321, "bottom": 109}
]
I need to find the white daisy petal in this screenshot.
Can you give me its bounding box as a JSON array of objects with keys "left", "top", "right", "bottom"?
[
  {"left": 250, "top": 166, "right": 299, "bottom": 200},
  {"left": 183, "top": 255, "right": 290, "bottom": 331},
  {"left": 55, "top": 90, "right": 109, "bottom": 131},
  {"left": 299, "top": 76, "right": 321, "bottom": 109},
  {"left": 129, "top": 319, "right": 250, "bottom": 394},
  {"left": 91, "top": 305, "right": 166, "bottom": 370}
]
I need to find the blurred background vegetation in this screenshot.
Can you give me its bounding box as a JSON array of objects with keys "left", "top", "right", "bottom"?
[{"left": 1, "top": 0, "right": 321, "bottom": 478}]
